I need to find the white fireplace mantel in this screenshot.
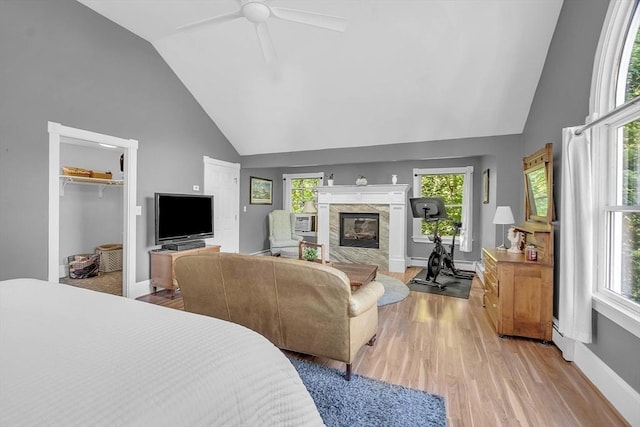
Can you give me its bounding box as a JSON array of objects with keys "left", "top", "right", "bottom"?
[{"left": 316, "top": 184, "right": 410, "bottom": 272}]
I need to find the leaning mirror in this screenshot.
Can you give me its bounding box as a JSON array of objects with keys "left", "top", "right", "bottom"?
[{"left": 523, "top": 143, "right": 554, "bottom": 225}]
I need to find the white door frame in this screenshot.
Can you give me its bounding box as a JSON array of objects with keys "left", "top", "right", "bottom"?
[{"left": 48, "top": 122, "right": 138, "bottom": 297}]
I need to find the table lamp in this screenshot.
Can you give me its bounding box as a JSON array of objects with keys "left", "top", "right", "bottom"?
[
  {"left": 302, "top": 200, "right": 317, "bottom": 214},
  {"left": 493, "top": 206, "right": 514, "bottom": 251}
]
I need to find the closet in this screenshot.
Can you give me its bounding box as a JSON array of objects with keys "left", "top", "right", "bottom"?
[
  {"left": 48, "top": 122, "right": 138, "bottom": 297},
  {"left": 58, "top": 144, "right": 124, "bottom": 294}
]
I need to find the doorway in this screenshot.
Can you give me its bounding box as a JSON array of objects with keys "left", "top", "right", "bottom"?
[
  {"left": 48, "top": 122, "right": 138, "bottom": 297},
  {"left": 203, "top": 156, "right": 240, "bottom": 252}
]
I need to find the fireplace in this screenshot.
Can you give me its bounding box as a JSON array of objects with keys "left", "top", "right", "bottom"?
[{"left": 339, "top": 212, "right": 379, "bottom": 249}]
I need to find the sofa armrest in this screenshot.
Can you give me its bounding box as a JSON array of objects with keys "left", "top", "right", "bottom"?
[{"left": 348, "top": 280, "right": 385, "bottom": 317}]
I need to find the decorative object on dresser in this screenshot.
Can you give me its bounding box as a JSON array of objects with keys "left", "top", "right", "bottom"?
[
  {"left": 492, "top": 205, "right": 515, "bottom": 251},
  {"left": 507, "top": 226, "right": 525, "bottom": 253},
  {"left": 355, "top": 175, "right": 367, "bottom": 186}
]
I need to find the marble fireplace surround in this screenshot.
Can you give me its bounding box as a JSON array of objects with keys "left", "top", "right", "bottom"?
[{"left": 316, "top": 184, "right": 410, "bottom": 272}]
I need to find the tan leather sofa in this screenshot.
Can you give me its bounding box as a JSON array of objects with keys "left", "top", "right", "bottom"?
[{"left": 174, "top": 252, "right": 385, "bottom": 380}]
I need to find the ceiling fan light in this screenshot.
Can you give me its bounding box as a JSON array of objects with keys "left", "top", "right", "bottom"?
[{"left": 242, "top": 2, "right": 270, "bottom": 23}]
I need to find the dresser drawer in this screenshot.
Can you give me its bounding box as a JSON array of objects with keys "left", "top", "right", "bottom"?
[
  {"left": 484, "top": 290, "right": 499, "bottom": 332},
  {"left": 483, "top": 250, "right": 498, "bottom": 296}
]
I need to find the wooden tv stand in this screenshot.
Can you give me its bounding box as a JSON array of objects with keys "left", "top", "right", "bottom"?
[{"left": 150, "top": 245, "right": 220, "bottom": 294}]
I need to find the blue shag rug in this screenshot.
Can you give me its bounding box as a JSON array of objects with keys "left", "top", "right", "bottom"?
[
  {"left": 376, "top": 274, "right": 410, "bottom": 306},
  {"left": 289, "top": 358, "right": 447, "bottom": 427}
]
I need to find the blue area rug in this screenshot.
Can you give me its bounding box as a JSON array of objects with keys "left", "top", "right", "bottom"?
[
  {"left": 376, "top": 273, "right": 410, "bottom": 306},
  {"left": 290, "top": 358, "right": 447, "bottom": 427}
]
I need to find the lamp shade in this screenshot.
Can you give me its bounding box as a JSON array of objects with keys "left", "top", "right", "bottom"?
[
  {"left": 493, "top": 206, "right": 515, "bottom": 225},
  {"left": 302, "top": 200, "right": 317, "bottom": 213}
]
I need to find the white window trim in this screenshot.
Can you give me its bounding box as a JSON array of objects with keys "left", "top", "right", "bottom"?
[
  {"left": 282, "top": 172, "right": 324, "bottom": 211},
  {"left": 590, "top": 0, "right": 640, "bottom": 338},
  {"left": 411, "top": 166, "right": 473, "bottom": 247}
]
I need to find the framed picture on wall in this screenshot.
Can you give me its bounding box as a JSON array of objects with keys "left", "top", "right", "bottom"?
[
  {"left": 483, "top": 169, "right": 490, "bottom": 204},
  {"left": 250, "top": 176, "right": 273, "bottom": 205}
]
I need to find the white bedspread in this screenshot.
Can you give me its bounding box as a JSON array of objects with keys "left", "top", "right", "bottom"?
[{"left": 0, "top": 279, "right": 324, "bottom": 427}]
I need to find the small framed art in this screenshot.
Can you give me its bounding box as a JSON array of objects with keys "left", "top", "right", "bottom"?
[
  {"left": 483, "top": 169, "right": 490, "bottom": 204},
  {"left": 250, "top": 176, "right": 273, "bottom": 205}
]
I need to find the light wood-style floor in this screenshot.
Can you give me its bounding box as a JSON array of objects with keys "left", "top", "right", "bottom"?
[{"left": 137, "top": 268, "right": 628, "bottom": 427}]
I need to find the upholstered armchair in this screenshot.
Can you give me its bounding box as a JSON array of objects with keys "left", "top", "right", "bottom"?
[{"left": 268, "top": 210, "right": 303, "bottom": 256}]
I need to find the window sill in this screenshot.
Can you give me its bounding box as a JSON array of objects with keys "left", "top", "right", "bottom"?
[
  {"left": 411, "top": 235, "right": 458, "bottom": 245},
  {"left": 592, "top": 293, "right": 640, "bottom": 339},
  {"left": 297, "top": 231, "right": 317, "bottom": 237}
]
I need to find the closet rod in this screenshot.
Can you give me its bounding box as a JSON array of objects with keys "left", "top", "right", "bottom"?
[{"left": 575, "top": 94, "right": 640, "bottom": 135}]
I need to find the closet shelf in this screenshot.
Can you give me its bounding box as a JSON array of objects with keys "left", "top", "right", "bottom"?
[{"left": 59, "top": 175, "right": 124, "bottom": 198}]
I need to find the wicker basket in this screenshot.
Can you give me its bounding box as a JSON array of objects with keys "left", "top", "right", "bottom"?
[
  {"left": 90, "top": 170, "right": 113, "bottom": 179},
  {"left": 96, "top": 243, "right": 123, "bottom": 272},
  {"left": 62, "top": 166, "right": 91, "bottom": 177},
  {"left": 68, "top": 254, "right": 100, "bottom": 279}
]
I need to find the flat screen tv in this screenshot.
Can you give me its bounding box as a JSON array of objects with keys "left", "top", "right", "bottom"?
[{"left": 154, "top": 193, "right": 214, "bottom": 245}]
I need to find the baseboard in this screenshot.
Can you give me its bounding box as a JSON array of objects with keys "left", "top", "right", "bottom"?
[
  {"left": 408, "top": 257, "right": 476, "bottom": 272},
  {"left": 251, "top": 249, "right": 272, "bottom": 256},
  {"left": 130, "top": 280, "right": 152, "bottom": 300},
  {"left": 553, "top": 329, "right": 640, "bottom": 426}
]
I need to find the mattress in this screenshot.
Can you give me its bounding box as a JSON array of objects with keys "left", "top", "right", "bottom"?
[{"left": 0, "top": 278, "right": 323, "bottom": 427}]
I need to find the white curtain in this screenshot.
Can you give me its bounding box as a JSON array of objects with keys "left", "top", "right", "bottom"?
[
  {"left": 459, "top": 166, "right": 473, "bottom": 252},
  {"left": 559, "top": 126, "right": 594, "bottom": 343}
]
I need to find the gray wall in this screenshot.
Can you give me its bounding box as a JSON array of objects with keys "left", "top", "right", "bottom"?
[
  {"left": 241, "top": 134, "right": 523, "bottom": 260},
  {"left": 522, "top": 0, "right": 640, "bottom": 393},
  {"left": 239, "top": 168, "right": 282, "bottom": 254},
  {"left": 0, "top": 0, "right": 240, "bottom": 282}
]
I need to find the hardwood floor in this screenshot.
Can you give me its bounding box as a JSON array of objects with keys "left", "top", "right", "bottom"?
[{"left": 137, "top": 268, "right": 628, "bottom": 427}]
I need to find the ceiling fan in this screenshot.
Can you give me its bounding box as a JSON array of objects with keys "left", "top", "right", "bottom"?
[{"left": 176, "top": 0, "right": 348, "bottom": 62}]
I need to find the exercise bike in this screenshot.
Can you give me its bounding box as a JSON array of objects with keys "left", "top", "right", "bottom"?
[{"left": 409, "top": 197, "right": 475, "bottom": 290}]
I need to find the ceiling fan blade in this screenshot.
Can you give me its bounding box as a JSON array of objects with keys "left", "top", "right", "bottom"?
[
  {"left": 255, "top": 22, "right": 277, "bottom": 62},
  {"left": 270, "top": 6, "right": 347, "bottom": 32},
  {"left": 176, "top": 9, "right": 243, "bottom": 31}
]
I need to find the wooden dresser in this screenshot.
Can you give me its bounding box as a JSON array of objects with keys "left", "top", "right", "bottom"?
[
  {"left": 150, "top": 245, "right": 220, "bottom": 293},
  {"left": 480, "top": 223, "right": 553, "bottom": 342}
]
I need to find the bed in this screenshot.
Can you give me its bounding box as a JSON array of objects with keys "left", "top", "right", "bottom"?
[{"left": 0, "top": 278, "right": 324, "bottom": 426}]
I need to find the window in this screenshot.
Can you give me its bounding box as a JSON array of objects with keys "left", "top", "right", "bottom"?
[
  {"left": 602, "top": 118, "right": 640, "bottom": 308},
  {"left": 412, "top": 167, "right": 473, "bottom": 252},
  {"left": 282, "top": 172, "right": 324, "bottom": 213},
  {"left": 591, "top": 0, "right": 640, "bottom": 335}
]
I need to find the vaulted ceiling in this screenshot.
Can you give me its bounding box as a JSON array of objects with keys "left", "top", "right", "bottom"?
[{"left": 78, "top": 0, "right": 563, "bottom": 156}]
